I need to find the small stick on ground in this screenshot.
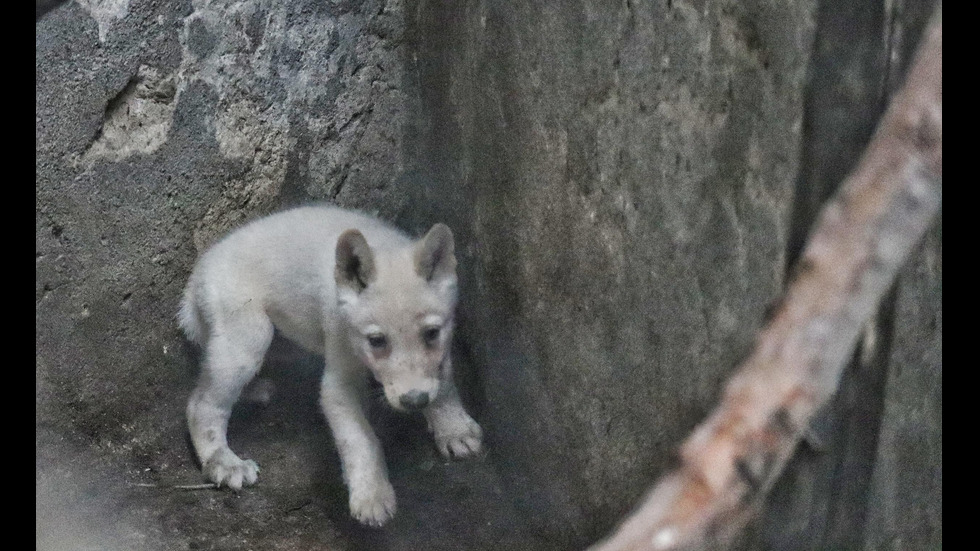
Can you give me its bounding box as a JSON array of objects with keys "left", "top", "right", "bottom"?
[
  {"left": 591, "top": 8, "right": 941, "bottom": 551},
  {"left": 130, "top": 482, "right": 219, "bottom": 491}
]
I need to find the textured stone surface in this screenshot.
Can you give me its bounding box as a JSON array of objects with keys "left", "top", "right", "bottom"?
[
  {"left": 407, "top": 0, "right": 814, "bottom": 544},
  {"left": 37, "top": 0, "right": 940, "bottom": 549},
  {"left": 863, "top": 218, "right": 942, "bottom": 549},
  {"left": 37, "top": 0, "right": 407, "bottom": 442},
  {"left": 36, "top": 1, "right": 470, "bottom": 549}
]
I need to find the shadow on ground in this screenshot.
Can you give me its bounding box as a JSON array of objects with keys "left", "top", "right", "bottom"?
[{"left": 36, "top": 337, "right": 543, "bottom": 551}]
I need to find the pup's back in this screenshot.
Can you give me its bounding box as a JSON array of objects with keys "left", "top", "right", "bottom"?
[{"left": 179, "top": 205, "right": 411, "bottom": 351}]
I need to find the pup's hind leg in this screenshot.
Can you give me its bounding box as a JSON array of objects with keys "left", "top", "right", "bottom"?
[{"left": 187, "top": 309, "right": 273, "bottom": 490}]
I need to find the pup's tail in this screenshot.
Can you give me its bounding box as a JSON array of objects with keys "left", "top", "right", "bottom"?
[{"left": 178, "top": 285, "right": 205, "bottom": 346}]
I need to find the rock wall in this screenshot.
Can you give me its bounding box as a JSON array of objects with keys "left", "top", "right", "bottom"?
[
  {"left": 37, "top": 0, "right": 407, "bottom": 440},
  {"left": 36, "top": 0, "right": 941, "bottom": 549},
  {"left": 406, "top": 0, "right": 815, "bottom": 543},
  {"left": 37, "top": 1, "right": 412, "bottom": 549}
]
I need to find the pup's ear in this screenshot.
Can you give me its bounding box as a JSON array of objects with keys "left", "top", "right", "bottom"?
[
  {"left": 336, "top": 229, "right": 376, "bottom": 293},
  {"left": 415, "top": 223, "right": 456, "bottom": 283}
]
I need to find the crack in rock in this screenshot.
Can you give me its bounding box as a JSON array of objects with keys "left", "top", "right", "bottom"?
[{"left": 82, "top": 65, "right": 178, "bottom": 162}]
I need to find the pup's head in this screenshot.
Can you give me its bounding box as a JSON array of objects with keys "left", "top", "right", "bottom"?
[{"left": 335, "top": 223, "right": 458, "bottom": 411}]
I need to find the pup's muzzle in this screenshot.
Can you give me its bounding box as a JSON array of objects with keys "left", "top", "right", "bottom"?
[{"left": 399, "top": 390, "right": 431, "bottom": 410}]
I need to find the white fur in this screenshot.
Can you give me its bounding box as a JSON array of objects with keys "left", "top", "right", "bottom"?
[{"left": 180, "top": 205, "right": 482, "bottom": 527}]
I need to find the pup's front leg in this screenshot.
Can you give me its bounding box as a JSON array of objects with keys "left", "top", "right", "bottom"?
[
  {"left": 320, "top": 367, "right": 396, "bottom": 527},
  {"left": 424, "top": 356, "right": 483, "bottom": 459}
]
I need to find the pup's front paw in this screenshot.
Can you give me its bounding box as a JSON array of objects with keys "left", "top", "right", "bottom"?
[
  {"left": 204, "top": 448, "right": 260, "bottom": 491},
  {"left": 349, "top": 478, "right": 397, "bottom": 527},
  {"left": 434, "top": 417, "right": 483, "bottom": 459}
]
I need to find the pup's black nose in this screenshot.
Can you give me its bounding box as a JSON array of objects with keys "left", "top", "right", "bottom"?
[{"left": 399, "top": 390, "right": 430, "bottom": 410}]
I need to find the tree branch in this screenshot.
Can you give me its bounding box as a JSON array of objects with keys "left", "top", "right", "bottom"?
[{"left": 591, "top": 9, "right": 941, "bottom": 551}]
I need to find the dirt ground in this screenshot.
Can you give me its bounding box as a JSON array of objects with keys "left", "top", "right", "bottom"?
[{"left": 36, "top": 338, "right": 547, "bottom": 551}]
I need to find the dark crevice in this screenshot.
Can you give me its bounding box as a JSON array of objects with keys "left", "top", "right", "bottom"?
[
  {"left": 817, "top": 287, "right": 899, "bottom": 549},
  {"left": 36, "top": 0, "right": 69, "bottom": 20},
  {"left": 784, "top": 1, "right": 889, "bottom": 271}
]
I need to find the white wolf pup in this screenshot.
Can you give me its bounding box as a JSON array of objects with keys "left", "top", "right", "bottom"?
[{"left": 179, "top": 205, "right": 483, "bottom": 526}]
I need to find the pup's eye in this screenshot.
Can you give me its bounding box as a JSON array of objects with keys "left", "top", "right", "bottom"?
[
  {"left": 421, "top": 326, "right": 441, "bottom": 346},
  {"left": 367, "top": 334, "right": 388, "bottom": 349}
]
